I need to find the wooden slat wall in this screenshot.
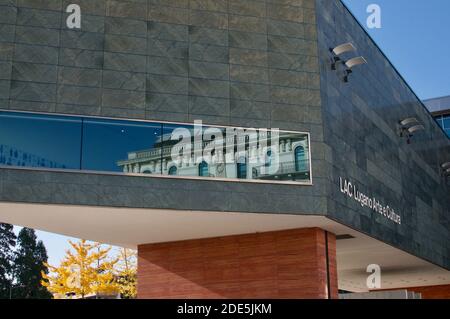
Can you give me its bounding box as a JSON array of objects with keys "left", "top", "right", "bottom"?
[{"left": 137, "top": 227, "right": 338, "bottom": 299}]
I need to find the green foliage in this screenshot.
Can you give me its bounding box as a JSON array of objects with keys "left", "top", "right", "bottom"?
[
  {"left": 13, "top": 228, "right": 52, "bottom": 299},
  {"left": 0, "top": 223, "right": 16, "bottom": 298}
]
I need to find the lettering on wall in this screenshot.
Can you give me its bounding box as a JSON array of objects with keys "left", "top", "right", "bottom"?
[
  {"left": 339, "top": 177, "right": 401, "bottom": 225},
  {"left": 66, "top": 4, "right": 81, "bottom": 29}
]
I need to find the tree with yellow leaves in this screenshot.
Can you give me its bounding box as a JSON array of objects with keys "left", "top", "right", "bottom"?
[
  {"left": 41, "top": 240, "right": 119, "bottom": 299},
  {"left": 115, "top": 248, "right": 137, "bottom": 299}
]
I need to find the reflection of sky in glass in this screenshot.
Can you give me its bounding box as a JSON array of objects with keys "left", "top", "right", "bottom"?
[
  {"left": 81, "top": 119, "right": 162, "bottom": 172},
  {"left": 0, "top": 112, "right": 82, "bottom": 169},
  {"left": 0, "top": 111, "right": 312, "bottom": 182}
]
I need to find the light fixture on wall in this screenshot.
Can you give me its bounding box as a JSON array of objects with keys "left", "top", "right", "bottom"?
[
  {"left": 329, "top": 42, "right": 367, "bottom": 82},
  {"left": 441, "top": 162, "right": 450, "bottom": 177},
  {"left": 343, "top": 57, "right": 368, "bottom": 82},
  {"left": 399, "top": 118, "right": 420, "bottom": 128},
  {"left": 398, "top": 117, "right": 425, "bottom": 144},
  {"left": 329, "top": 43, "right": 356, "bottom": 70}
]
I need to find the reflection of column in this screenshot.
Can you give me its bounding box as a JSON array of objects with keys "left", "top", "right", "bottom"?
[
  {"left": 248, "top": 146, "right": 256, "bottom": 166},
  {"left": 286, "top": 139, "right": 292, "bottom": 152},
  {"left": 162, "top": 159, "right": 167, "bottom": 172},
  {"left": 281, "top": 140, "right": 286, "bottom": 152},
  {"left": 151, "top": 161, "right": 156, "bottom": 172},
  {"left": 134, "top": 163, "right": 140, "bottom": 173}
]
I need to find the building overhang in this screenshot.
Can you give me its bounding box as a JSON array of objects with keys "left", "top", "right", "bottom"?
[{"left": 0, "top": 201, "right": 449, "bottom": 292}]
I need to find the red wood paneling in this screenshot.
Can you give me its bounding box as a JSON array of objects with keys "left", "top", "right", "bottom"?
[
  {"left": 402, "top": 285, "right": 450, "bottom": 299},
  {"left": 137, "top": 228, "right": 338, "bottom": 299}
]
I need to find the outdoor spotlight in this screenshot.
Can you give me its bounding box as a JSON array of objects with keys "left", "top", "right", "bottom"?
[
  {"left": 330, "top": 43, "right": 357, "bottom": 56},
  {"left": 399, "top": 118, "right": 420, "bottom": 127},
  {"left": 441, "top": 163, "right": 450, "bottom": 177},
  {"left": 343, "top": 57, "right": 367, "bottom": 82},
  {"left": 345, "top": 56, "right": 368, "bottom": 69},
  {"left": 405, "top": 125, "right": 425, "bottom": 144},
  {"left": 330, "top": 43, "right": 356, "bottom": 70},
  {"left": 407, "top": 125, "right": 425, "bottom": 134},
  {"left": 398, "top": 117, "right": 423, "bottom": 138},
  {"left": 443, "top": 168, "right": 450, "bottom": 176}
]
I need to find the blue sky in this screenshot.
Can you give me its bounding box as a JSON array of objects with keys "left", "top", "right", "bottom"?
[
  {"left": 14, "top": 1, "right": 450, "bottom": 267},
  {"left": 343, "top": 0, "right": 450, "bottom": 100}
]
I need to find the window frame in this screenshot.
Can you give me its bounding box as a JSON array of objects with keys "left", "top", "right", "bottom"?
[{"left": 0, "top": 109, "right": 313, "bottom": 186}]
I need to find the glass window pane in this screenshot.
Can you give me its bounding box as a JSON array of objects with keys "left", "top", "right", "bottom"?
[
  {"left": 295, "top": 146, "right": 307, "bottom": 171},
  {"left": 237, "top": 161, "right": 247, "bottom": 179},
  {"left": 162, "top": 123, "right": 311, "bottom": 183},
  {"left": 163, "top": 123, "right": 234, "bottom": 179},
  {"left": 0, "top": 112, "right": 82, "bottom": 169},
  {"left": 0, "top": 111, "right": 312, "bottom": 184},
  {"left": 82, "top": 119, "right": 162, "bottom": 174},
  {"left": 252, "top": 132, "right": 310, "bottom": 182},
  {"left": 168, "top": 166, "right": 177, "bottom": 175},
  {"left": 199, "top": 161, "right": 209, "bottom": 177},
  {"left": 160, "top": 123, "right": 194, "bottom": 176},
  {"left": 443, "top": 116, "right": 450, "bottom": 129}
]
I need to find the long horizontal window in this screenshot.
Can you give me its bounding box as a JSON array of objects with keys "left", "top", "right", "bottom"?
[{"left": 0, "top": 111, "right": 312, "bottom": 184}]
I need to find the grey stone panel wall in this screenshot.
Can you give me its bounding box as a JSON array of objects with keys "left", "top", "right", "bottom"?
[
  {"left": 316, "top": 0, "right": 450, "bottom": 269},
  {"left": 0, "top": 0, "right": 322, "bottom": 132},
  {"left": 0, "top": 167, "right": 328, "bottom": 215},
  {"left": 0, "top": 0, "right": 330, "bottom": 217}
]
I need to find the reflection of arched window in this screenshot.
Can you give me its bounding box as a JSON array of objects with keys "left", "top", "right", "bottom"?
[
  {"left": 237, "top": 157, "right": 247, "bottom": 179},
  {"left": 142, "top": 170, "right": 152, "bottom": 174},
  {"left": 168, "top": 166, "right": 177, "bottom": 176},
  {"left": 199, "top": 161, "right": 209, "bottom": 177},
  {"left": 295, "top": 146, "right": 306, "bottom": 171},
  {"left": 265, "top": 150, "right": 273, "bottom": 167}
]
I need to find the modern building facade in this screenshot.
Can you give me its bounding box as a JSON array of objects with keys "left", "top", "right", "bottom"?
[
  {"left": 0, "top": 0, "right": 449, "bottom": 299},
  {"left": 424, "top": 95, "right": 450, "bottom": 138}
]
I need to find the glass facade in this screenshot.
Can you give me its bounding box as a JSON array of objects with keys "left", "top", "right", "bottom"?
[
  {"left": 435, "top": 114, "right": 450, "bottom": 138},
  {"left": 0, "top": 112, "right": 82, "bottom": 169},
  {"left": 0, "top": 111, "right": 312, "bottom": 184}
]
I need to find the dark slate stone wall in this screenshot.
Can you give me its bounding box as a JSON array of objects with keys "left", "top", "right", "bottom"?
[
  {"left": 0, "top": 167, "right": 327, "bottom": 214},
  {"left": 316, "top": 0, "right": 450, "bottom": 269},
  {"left": 0, "top": 0, "right": 330, "bottom": 216}
]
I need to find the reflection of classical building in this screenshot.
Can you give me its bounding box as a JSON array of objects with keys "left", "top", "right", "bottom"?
[
  {"left": 117, "top": 131, "right": 310, "bottom": 182},
  {"left": 0, "top": 145, "right": 65, "bottom": 169}
]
